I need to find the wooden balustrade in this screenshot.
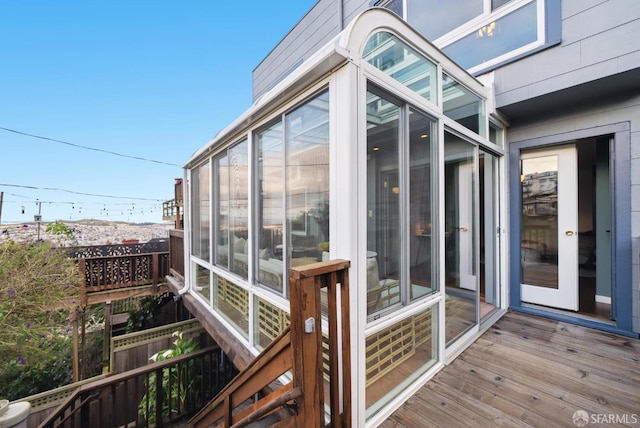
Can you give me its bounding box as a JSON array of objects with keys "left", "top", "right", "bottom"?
[
  {"left": 78, "top": 251, "right": 169, "bottom": 305},
  {"left": 38, "top": 346, "right": 235, "bottom": 428},
  {"left": 188, "top": 259, "right": 351, "bottom": 428}
]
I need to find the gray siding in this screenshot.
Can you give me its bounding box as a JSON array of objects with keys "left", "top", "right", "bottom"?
[
  {"left": 252, "top": 0, "right": 343, "bottom": 100},
  {"left": 494, "top": 0, "right": 640, "bottom": 109}
]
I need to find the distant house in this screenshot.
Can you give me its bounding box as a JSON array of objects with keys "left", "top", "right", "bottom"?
[{"left": 174, "top": 1, "right": 639, "bottom": 425}]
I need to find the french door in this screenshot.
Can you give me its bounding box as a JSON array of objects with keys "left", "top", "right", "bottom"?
[{"left": 520, "top": 145, "right": 579, "bottom": 311}]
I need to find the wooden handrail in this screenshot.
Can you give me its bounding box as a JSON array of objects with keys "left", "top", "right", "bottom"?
[
  {"left": 189, "top": 259, "right": 351, "bottom": 428},
  {"left": 38, "top": 346, "right": 232, "bottom": 428}
]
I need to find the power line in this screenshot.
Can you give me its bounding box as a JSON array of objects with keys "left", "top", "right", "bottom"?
[
  {"left": 0, "top": 127, "right": 182, "bottom": 167},
  {"left": 0, "top": 183, "right": 164, "bottom": 201}
]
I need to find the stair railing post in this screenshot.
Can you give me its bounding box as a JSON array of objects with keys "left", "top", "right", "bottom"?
[{"left": 289, "top": 271, "right": 323, "bottom": 427}]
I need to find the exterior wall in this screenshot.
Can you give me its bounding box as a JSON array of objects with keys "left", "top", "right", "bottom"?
[
  {"left": 494, "top": 0, "right": 640, "bottom": 109},
  {"left": 252, "top": 0, "right": 371, "bottom": 100},
  {"left": 252, "top": 0, "right": 343, "bottom": 100},
  {"left": 505, "top": 92, "right": 640, "bottom": 333}
]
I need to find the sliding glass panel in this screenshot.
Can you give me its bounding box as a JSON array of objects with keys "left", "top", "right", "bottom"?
[
  {"left": 366, "top": 90, "right": 401, "bottom": 318},
  {"left": 363, "top": 32, "right": 437, "bottom": 104},
  {"left": 257, "top": 122, "right": 284, "bottom": 294},
  {"left": 285, "top": 91, "right": 330, "bottom": 272},
  {"left": 365, "top": 304, "right": 438, "bottom": 419},
  {"left": 191, "top": 161, "right": 210, "bottom": 261},
  {"left": 443, "top": 73, "right": 485, "bottom": 136},
  {"left": 480, "top": 150, "right": 500, "bottom": 320},
  {"left": 408, "top": 108, "right": 437, "bottom": 301},
  {"left": 408, "top": 0, "right": 483, "bottom": 41},
  {"left": 444, "top": 132, "right": 477, "bottom": 346},
  {"left": 228, "top": 141, "right": 249, "bottom": 279}
]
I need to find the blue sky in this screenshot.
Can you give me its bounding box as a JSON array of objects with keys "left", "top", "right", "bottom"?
[{"left": 0, "top": 0, "right": 317, "bottom": 224}]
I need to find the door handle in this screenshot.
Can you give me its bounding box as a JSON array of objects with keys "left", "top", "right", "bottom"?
[
  {"left": 456, "top": 227, "right": 468, "bottom": 232},
  {"left": 565, "top": 230, "right": 574, "bottom": 236}
]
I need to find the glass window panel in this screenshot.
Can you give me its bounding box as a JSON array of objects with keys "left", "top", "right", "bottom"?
[
  {"left": 383, "top": 0, "right": 403, "bottom": 17},
  {"left": 492, "top": 0, "right": 515, "bottom": 10},
  {"left": 366, "top": 90, "right": 401, "bottom": 318},
  {"left": 254, "top": 296, "right": 290, "bottom": 351},
  {"left": 408, "top": 0, "right": 483, "bottom": 41},
  {"left": 444, "top": 131, "right": 478, "bottom": 346},
  {"left": 229, "top": 141, "right": 249, "bottom": 278},
  {"left": 365, "top": 304, "right": 438, "bottom": 418},
  {"left": 363, "top": 32, "right": 437, "bottom": 104},
  {"left": 443, "top": 1, "right": 538, "bottom": 70},
  {"left": 521, "top": 154, "right": 559, "bottom": 289},
  {"left": 257, "top": 121, "right": 285, "bottom": 294},
  {"left": 213, "top": 274, "right": 249, "bottom": 338},
  {"left": 409, "top": 109, "right": 437, "bottom": 301},
  {"left": 191, "top": 161, "right": 210, "bottom": 261},
  {"left": 443, "top": 73, "right": 484, "bottom": 135},
  {"left": 489, "top": 121, "right": 504, "bottom": 148},
  {"left": 193, "top": 263, "right": 211, "bottom": 306},
  {"left": 215, "top": 153, "right": 230, "bottom": 269},
  {"left": 286, "top": 91, "right": 330, "bottom": 272}
]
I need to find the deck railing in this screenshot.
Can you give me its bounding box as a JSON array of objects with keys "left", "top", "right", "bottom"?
[
  {"left": 188, "top": 259, "right": 352, "bottom": 428},
  {"left": 38, "top": 346, "right": 236, "bottom": 428},
  {"left": 169, "top": 229, "right": 185, "bottom": 280},
  {"left": 78, "top": 251, "right": 169, "bottom": 305}
]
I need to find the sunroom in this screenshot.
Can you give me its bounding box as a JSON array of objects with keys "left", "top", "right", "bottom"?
[{"left": 182, "top": 8, "right": 506, "bottom": 425}]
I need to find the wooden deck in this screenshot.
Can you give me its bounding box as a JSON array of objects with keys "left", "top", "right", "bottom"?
[{"left": 382, "top": 311, "right": 640, "bottom": 427}]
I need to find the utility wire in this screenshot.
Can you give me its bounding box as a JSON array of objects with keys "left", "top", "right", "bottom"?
[
  {"left": 0, "top": 127, "right": 182, "bottom": 167},
  {"left": 0, "top": 183, "right": 163, "bottom": 201}
]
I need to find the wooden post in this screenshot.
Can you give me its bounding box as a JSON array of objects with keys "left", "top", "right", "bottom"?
[
  {"left": 103, "top": 301, "right": 112, "bottom": 373},
  {"left": 71, "top": 309, "right": 79, "bottom": 382},
  {"left": 81, "top": 307, "right": 86, "bottom": 381},
  {"left": 152, "top": 252, "right": 159, "bottom": 290},
  {"left": 78, "top": 258, "right": 88, "bottom": 307},
  {"left": 289, "top": 272, "right": 323, "bottom": 426}
]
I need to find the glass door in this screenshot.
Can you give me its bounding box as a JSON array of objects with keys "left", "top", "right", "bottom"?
[
  {"left": 444, "top": 132, "right": 478, "bottom": 346},
  {"left": 520, "top": 145, "right": 579, "bottom": 311}
]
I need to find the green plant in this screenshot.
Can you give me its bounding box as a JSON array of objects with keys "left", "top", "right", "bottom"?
[
  {"left": 0, "top": 240, "right": 82, "bottom": 367},
  {"left": 125, "top": 296, "right": 163, "bottom": 333},
  {"left": 138, "top": 331, "right": 199, "bottom": 424},
  {"left": 0, "top": 336, "right": 73, "bottom": 400}
]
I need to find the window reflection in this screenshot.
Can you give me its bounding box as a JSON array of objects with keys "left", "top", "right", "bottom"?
[
  {"left": 256, "top": 91, "right": 330, "bottom": 296},
  {"left": 443, "top": 74, "right": 485, "bottom": 136},
  {"left": 214, "top": 141, "right": 249, "bottom": 279},
  {"left": 408, "top": 0, "right": 483, "bottom": 41},
  {"left": 363, "top": 32, "right": 437, "bottom": 104},
  {"left": 191, "top": 161, "right": 210, "bottom": 261},
  {"left": 366, "top": 89, "right": 401, "bottom": 316},
  {"left": 444, "top": 132, "right": 478, "bottom": 346},
  {"left": 443, "top": 1, "right": 538, "bottom": 70}
]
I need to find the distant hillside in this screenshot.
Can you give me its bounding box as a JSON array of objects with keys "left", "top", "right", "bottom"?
[{"left": 1, "top": 220, "right": 173, "bottom": 246}]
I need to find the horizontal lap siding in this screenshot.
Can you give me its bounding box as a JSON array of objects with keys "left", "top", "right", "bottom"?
[
  {"left": 494, "top": 0, "right": 640, "bottom": 107},
  {"left": 252, "top": 0, "right": 342, "bottom": 100}
]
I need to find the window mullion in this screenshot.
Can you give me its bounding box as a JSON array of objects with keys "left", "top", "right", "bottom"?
[{"left": 400, "top": 104, "right": 411, "bottom": 305}]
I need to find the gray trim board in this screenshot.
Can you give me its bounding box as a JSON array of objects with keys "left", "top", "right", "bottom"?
[{"left": 508, "top": 121, "right": 636, "bottom": 336}]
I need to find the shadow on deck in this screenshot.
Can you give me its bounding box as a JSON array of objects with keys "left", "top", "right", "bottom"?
[{"left": 382, "top": 311, "right": 640, "bottom": 427}]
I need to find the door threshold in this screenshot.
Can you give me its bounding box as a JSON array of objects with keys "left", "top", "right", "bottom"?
[{"left": 521, "top": 302, "right": 615, "bottom": 325}]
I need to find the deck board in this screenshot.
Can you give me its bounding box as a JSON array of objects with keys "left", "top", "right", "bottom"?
[{"left": 382, "top": 311, "right": 640, "bottom": 427}]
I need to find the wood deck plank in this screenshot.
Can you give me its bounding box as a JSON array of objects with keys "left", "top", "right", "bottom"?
[{"left": 384, "top": 312, "right": 640, "bottom": 427}]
